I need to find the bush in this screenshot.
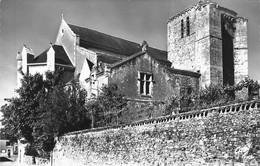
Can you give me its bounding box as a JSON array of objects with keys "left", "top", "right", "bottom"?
[{"left": 164, "top": 78, "right": 260, "bottom": 115}]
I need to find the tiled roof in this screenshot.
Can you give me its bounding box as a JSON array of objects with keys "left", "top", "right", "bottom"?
[
  {"left": 110, "top": 51, "right": 145, "bottom": 69},
  {"left": 31, "top": 50, "right": 48, "bottom": 63},
  {"left": 52, "top": 45, "right": 73, "bottom": 66},
  {"left": 97, "top": 53, "right": 122, "bottom": 64},
  {"left": 68, "top": 24, "right": 170, "bottom": 64},
  {"left": 29, "top": 45, "right": 73, "bottom": 66}
]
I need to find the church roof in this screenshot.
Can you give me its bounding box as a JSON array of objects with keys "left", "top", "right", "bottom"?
[
  {"left": 96, "top": 53, "right": 122, "bottom": 64},
  {"left": 29, "top": 45, "right": 73, "bottom": 66},
  {"left": 110, "top": 51, "right": 146, "bottom": 69},
  {"left": 68, "top": 24, "right": 169, "bottom": 64},
  {"left": 53, "top": 45, "right": 73, "bottom": 65},
  {"left": 31, "top": 50, "right": 47, "bottom": 63}
]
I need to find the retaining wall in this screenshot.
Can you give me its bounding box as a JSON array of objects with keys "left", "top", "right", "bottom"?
[{"left": 53, "top": 100, "right": 260, "bottom": 166}]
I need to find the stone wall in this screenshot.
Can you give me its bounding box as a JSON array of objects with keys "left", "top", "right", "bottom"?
[
  {"left": 167, "top": 7, "right": 196, "bottom": 72},
  {"left": 167, "top": 1, "right": 248, "bottom": 89},
  {"left": 110, "top": 53, "right": 199, "bottom": 102},
  {"left": 233, "top": 18, "right": 248, "bottom": 100},
  {"left": 168, "top": 2, "right": 224, "bottom": 87},
  {"left": 53, "top": 100, "right": 260, "bottom": 166}
]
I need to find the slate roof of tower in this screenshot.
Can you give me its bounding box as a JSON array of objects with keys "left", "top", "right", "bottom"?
[
  {"left": 29, "top": 45, "right": 73, "bottom": 66},
  {"left": 68, "top": 24, "right": 170, "bottom": 64}
]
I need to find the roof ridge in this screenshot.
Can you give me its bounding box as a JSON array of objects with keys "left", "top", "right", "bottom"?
[
  {"left": 68, "top": 24, "right": 140, "bottom": 45},
  {"left": 68, "top": 23, "right": 166, "bottom": 52}
]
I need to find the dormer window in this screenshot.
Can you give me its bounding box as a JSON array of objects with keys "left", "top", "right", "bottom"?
[
  {"left": 186, "top": 16, "right": 190, "bottom": 36},
  {"left": 181, "top": 19, "right": 184, "bottom": 38}
]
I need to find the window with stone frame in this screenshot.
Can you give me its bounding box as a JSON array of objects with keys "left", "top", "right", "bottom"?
[
  {"left": 181, "top": 19, "right": 184, "bottom": 38},
  {"left": 138, "top": 72, "right": 153, "bottom": 96},
  {"left": 186, "top": 16, "right": 190, "bottom": 36}
]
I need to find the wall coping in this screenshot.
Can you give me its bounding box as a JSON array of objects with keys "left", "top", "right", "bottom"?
[{"left": 65, "top": 100, "right": 260, "bottom": 136}]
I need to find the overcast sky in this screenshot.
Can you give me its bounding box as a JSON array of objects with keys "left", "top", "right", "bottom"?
[{"left": 0, "top": 0, "right": 259, "bottom": 108}]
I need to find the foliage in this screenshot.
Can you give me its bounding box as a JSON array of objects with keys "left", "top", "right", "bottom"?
[
  {"left": 1, "top": 70, "right": 127, "bottom": 155},
  {"left": 165, "top": 78, "right": 260, "bottom": 115},
  {"left": 25, "top": 144, "right": 39, "bottom": 157},
  {"left": 0, "top": 103, "right": 19, "bottom": 142},
  {"left": 85, "top": 83, "right": 127, "bottom": 128},
  {"left": 0, "top": 69, "right": 91, "bottom": 156}
]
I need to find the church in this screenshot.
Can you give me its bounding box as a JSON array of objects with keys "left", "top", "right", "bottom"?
[{"left": 16, "top": 0, "right": 248, "bottom": 105}]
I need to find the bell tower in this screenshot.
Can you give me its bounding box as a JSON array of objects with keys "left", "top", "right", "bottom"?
[{"left": 167, "top": 0, "right": 248, "bottom": 90}]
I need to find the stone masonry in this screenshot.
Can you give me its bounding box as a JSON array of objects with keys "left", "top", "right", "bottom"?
[
  {"left": 53, "top": 100, "right": 260, "bottom": 166},
  {"left": 167, "top": 0, "right": 248, "bottom": 89}
]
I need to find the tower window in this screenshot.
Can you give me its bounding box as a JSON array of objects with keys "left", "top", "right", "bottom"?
[
  {"left": 138, "top": 72, "right": 153, "bottom": 96},
  {"left": 181, "top": 19, "right": 184, "bottom": 38},
  {"left": 186, "top": 16, "right": 190, "bottom": 36}
]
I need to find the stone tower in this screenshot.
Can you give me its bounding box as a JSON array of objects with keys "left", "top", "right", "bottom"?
[{"left": 167, "top": 0, "right": 248, "bottom": 89}]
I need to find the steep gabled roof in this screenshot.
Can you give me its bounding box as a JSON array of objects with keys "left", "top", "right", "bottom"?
[
  {"left": 52, "top": 45, "right": 73, "bottom": 66},
  {"left": 97, "top": 53, "right": 122, "bottom": 64},
  {"left": 68, "top": 24, "right": 140, "bottom": 56},
  {"left": 110, "top": 51, "right": 145, "bottom": 69},
  {"left": 31, "top": 49, "right": 48, "bottom": 63},
  {"left": 68, "top": 24, "right": 169, "bottom": 64},
  {"left": 29, "top": 45, "right": 73, "bottom": 66}
]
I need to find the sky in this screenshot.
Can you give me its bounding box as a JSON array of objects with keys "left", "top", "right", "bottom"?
[{"left": 0, "top": 0, "right": 259, "bottom": 109}]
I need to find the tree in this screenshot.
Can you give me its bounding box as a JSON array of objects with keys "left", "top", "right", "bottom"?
[
  {"left": 0, "top": 69, "right": 91, "bottom": 157},
  {"left": 0, "top": 103, "right": 19, "bottom": 142},
  {"left": 85, "top": 83, "right": 127, "bottom": 128}
]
